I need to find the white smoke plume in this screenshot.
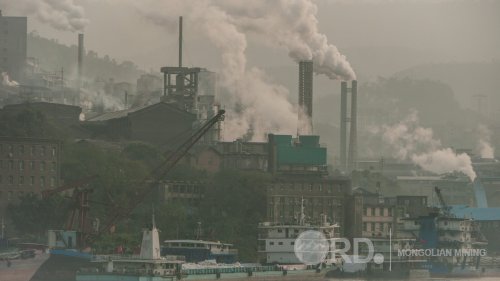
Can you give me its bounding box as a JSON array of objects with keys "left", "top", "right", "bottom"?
[
  {"left": 132, "top": 0, "right": 299, "bottom": 141},
  {"left": 218, "top": 0, "right": 356, "bottom": 80},
  {"left": 0, "top": 0, "right": 88, "bottom": 32},
  {"left": 376, "top": 110, "right": 476, "bottom": 181},
  {"left": 80, "top": 88, "right": 124, "bottom": 112},
  {"left": 477, "top": 125, "right": 495, "bottom": 159},
  {"left": 1, "top": 72, "right": 19, "bottom": 87},
  {"left": 131, "top": 0, "right": 356, "bottom": 140}
]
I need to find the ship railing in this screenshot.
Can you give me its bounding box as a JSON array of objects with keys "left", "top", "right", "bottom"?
[{"left": 182, "top": 265, "right": 278, "bottom": 275}]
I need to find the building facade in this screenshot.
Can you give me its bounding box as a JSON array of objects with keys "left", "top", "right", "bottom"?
[{"left": 0, "top": 137, "right": 61, "bottom": 215}]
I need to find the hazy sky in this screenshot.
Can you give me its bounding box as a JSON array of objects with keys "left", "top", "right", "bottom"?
[{"left": 4, "top": 0, "right": 499, "bottom": 74}]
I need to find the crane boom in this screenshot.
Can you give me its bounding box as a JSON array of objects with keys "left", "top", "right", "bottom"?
[
  {"left": 94, "top": 109, "right": 225, "bottom": 239},
  {"left": 434, "top": 186, "right": 450, "bottom": 215}
]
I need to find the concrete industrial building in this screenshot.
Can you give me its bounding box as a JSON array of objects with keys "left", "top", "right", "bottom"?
[
  {"left": 0, "top": 12, "right": 27, "bottom": 81},
  {"left": 266, "top": 177, "right": 351, "bottom": 233},
  {"left": 0, "top": 137, "right": 61, "bottom": 217}
]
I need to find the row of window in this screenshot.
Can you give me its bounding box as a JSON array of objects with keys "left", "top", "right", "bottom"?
[
  {"left": 168, "top": 185, "right": 203, "bottom": 193},
  {"left": 271, "top": 184, "right": 342, "bottom": 193},
  {"left": 0, "top": 190, "right": 36, "bottom": 201},
  {"left": 0, "top": 160, "right": 57, "bottom": 172},
  {"left": 271, "top": 197, "right": 342, "bottom": 206},
  {"left": 363, "top": 207, "right": 393, "bottom": 217},
  {"left": 0, "top": 175, "right": 56, "bottom": 187},
  {"left": 0, "top": 144, "right": 57, "bottom": 157},
  {"left": 363, "top": 222, "right": 393, "bottom": 232}
]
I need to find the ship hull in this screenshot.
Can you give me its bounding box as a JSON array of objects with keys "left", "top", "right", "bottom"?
[{"left": 30, "top": 250, "right": 92, "bottom": 281}]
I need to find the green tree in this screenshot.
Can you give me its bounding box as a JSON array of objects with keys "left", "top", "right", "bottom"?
[{"left": 7, "top": 193, "right": 69, "bottom": 239}]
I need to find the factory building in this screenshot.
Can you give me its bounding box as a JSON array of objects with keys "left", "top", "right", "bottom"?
[
  {"left": 0, "top": 11, "right": 27, "bottom": 81},
  {"left": 268, "top": 134, "right": 327, "bottom": 175},
  {"left": 83, "top": 101, "right": 196, "bottom": 146}
]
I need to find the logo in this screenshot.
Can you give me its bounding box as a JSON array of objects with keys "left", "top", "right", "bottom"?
[
  {"left": 294, "top": 231, "right": 385, "bottom": 265},
  {"left": 294, "top": 230, "right": 330, "bottom": 265}
]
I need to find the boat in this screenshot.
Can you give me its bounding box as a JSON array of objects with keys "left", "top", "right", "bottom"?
[
  {"left": 75, "top": 212, "right": 331, "bottom": 281},
  {"left": 161, "top": 240, "right": 238, "bottom": 264}
]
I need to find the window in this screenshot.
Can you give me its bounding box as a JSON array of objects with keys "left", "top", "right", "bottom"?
[
  {"left": 269, "top": 242, "right": 274, "bottom": 245},
  {"left": 388, "top": 208, "right": 393, "bottom": 216},
  {"left": 291, "top": 242, "right": 295, "bottom": 245},
  {"left": 371, "top": 207, "right": 375, "bottom": 216},
  {"left": 9, "top": 160, "right": 13, "bottom": 170},
  {"left": 40, "top": 161, "right": 46, "bottom": 171},
  {"left": 0, "top": 175, "right": 2, "bottom": 184},
  {"left": 19, "top": 176, "right": 24, "bottom": 185},
  {"left": 380, "top": 223, "right": 384, "bottom": 232},
  {"left": 9, "top": 175, "right": 14, "bottom": 185},
  {"left": 30, "top": 176, "right": 35, "bottom": 185},
  {"left": 19, "top": 160, "right": 24, "bottom": 171},
  {"left": 371, "top": 222, "right": 376, "bottom": 232},
  {"left": 41, "top": 146, "right": 46, "bottom": 156},
  {"left": 363, "top": 222, "right": 367, "bottom": 231},
  {"left": 30, "top": 161, "right": 35, "bottom": 170},
  {"left": 8, "top": 144, "right": 13, "bottom": 153},
  {"left": 31, "top": 146, "right": 36, "bottom": 156},
  {"left": 364, "top": 207, "right": 368, "bottom": 216},
  {"left": 52, "top": 147, "right": 56, "bottom": 157},
  {"left": 8, "top": 191, "right": 13, "bottom": 201},
  {"left": 19, "top": 145, "right": 24, "bottom": 154},
  {"left": 278, "top": 242, "right": 283, "bottom": 245},
  {"left": 50, "top": 177, "right": 55, "bottom": 187},
  {"left": 40, "top": 176, "right": 45, "bottom": 187}
]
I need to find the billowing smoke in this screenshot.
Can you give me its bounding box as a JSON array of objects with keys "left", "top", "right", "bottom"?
[
  {"left": 1, "top": 72, "right": 19, "bottom": 87},
  {"left": 374, "top": 110, "right": 476, "bottom": 181},
  {"left": 80, "top": 88, "right": 124, "bottom": 112},
  {"left": 131, "top": 0, "right": 355, "bottom": 140},
  {"left": 132, "top": 0, "right": 299, "bottom": 141},
  {"left": 0, "top": 0, "right": 88, "bottom": 32},
  {"left": 218, "top": 0, "right": 356, "bottom": 80},
  {"left": 477, "top": 125, "right": 495, "bottom": 159}
]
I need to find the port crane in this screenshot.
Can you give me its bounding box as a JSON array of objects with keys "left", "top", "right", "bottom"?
[
  {"left": 434, "top": 186, "right": 451, "bottom": 216},
  {"left": 91, "top": 109, "right": 226, "bottom": 242},
  {"left": 41, "top": 175, "right": 99, "bottom": 248}
]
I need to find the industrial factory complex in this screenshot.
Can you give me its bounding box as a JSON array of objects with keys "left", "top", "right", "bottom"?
[{"left": 1, "top": 7, "right": 500, "bottom": 278}]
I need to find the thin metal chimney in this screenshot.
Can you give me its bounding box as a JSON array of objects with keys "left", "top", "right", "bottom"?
[
  {"left": 348, "top": 80, "right": 358, "bottom": 171},
  {"left": 298, "top": 60, "right": 313, "bottom": 135},
  {"left": 178, "top": 16, "right": 183, "bottom": 67},
  {"left": 340, "top": 81, "right": 348, "bottom": 170},
  {"left": 77, "top": 33, "right": 84, "bottom": 95}
]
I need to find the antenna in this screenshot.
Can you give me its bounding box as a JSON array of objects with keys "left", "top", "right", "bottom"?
[{"left": 299, "top": 197, "right": 306, "bottom": 226}]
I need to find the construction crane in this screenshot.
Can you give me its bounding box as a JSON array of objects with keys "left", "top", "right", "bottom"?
[
  {"left": 42, "top": 175, "right": 99, "bottom": 248},
  {"left": 91, "top": 109, "right": 225, "bottom": 241},
  {"left": 434, "top": 186, "right": 451, "bottom": 216}
]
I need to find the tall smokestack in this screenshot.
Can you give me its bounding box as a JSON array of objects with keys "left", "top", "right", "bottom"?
[
  {"left": 340, "top": 81, "right": 348, "bottom": 170},
  {"left": 77, "top": 33, "right": 84, "bottom": 96},
  {"left": 178, "top": 16, "right": 183, "bottom": 67},
  {"left": 298, "top": 60, "right": 313, "bottom": 135},
  {"left": 348, "top": 80, "right": 358, "bottom": 171}
]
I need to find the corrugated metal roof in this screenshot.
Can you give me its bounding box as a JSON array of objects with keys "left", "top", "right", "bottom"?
[
  {"left": 450, "top": 205, "right": 500, "bottom": 221},
  {"left": 86, "top": 103, "right": 151, "bottom": 122}
]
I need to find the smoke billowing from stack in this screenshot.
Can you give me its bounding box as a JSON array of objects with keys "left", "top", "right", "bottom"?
[
  {"left": 298, "top": 60, "right": 313, "bottom": 135},
  {"left": 339, "top": 80, "right": 357, "bottom": 171}
]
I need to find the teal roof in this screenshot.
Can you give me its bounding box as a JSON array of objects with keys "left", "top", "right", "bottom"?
[
  {"left": 273, "top": 135, "right": 292, "bottom": 146},
  {"left": 449, "top": 205, "right": 500, "bottom": 221}
]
